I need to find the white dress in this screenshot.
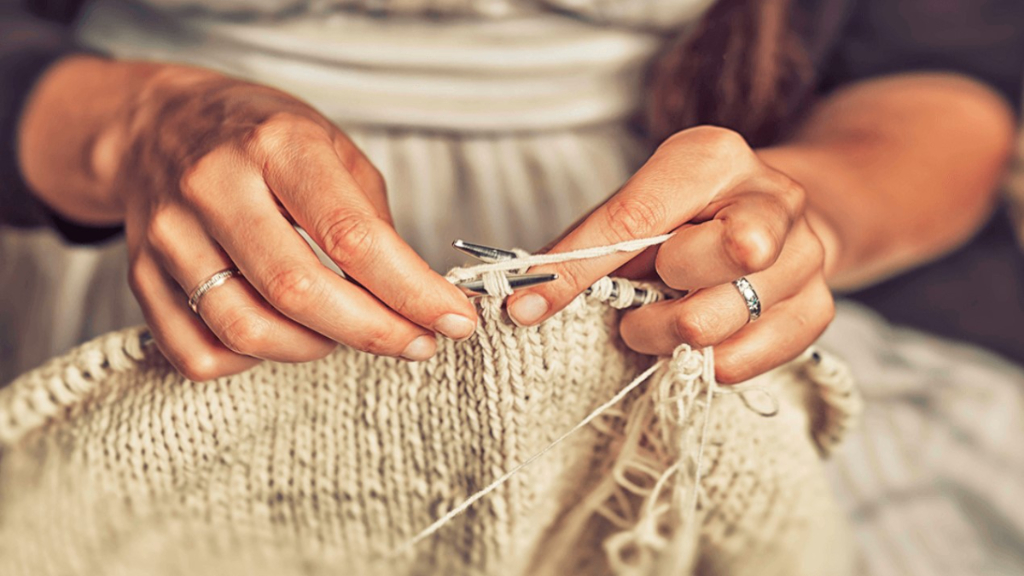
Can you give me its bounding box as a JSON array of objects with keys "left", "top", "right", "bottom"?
[{"left": 0, "top": 1, "right": 1022, "bottom": 573}]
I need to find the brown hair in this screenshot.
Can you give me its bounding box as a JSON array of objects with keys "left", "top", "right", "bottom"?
[{"left": 645, "top": 0, "right": 814, "bottom": 148}]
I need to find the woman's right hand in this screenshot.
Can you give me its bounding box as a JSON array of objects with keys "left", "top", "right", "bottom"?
[{"left": 20, "top": 59, "right": 478, "bottom": 380}]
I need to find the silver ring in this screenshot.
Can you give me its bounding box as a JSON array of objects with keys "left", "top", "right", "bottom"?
[
  {"left": 188, "top": 268, "right": 242, "bottom": 314},
  {"left": 732, "top": 277, "right": 762, "bottom": 322}
]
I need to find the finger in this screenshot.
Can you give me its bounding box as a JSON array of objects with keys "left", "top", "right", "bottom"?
[
  {"left": 128, "top": 249, "right": 260, "bottom": 381},
  {"left": 505, "top": 127, "right": 758, "bottom": 326},
  {"left": 184, "top": 168, "right": 439, "bottom": 361},
  {"left": 619, "top": 226, "right": 820, "bottom": 355},
  {"left": 713, "top": 279, "right": 835, "bottom": 384},
  {"left": 145, "top": 205, "right": 336, "bottom": 363},
  {"left": 329, "top": 131, "right": 392, "bottom": 224},
  {"left": 541, "top": 203, "right": 658, "bottom": 280},
  {"left": 614, "top": 246, "right": 659, "bottom": 279},
  {"left": 252, "top": 126, "right": 477, "bottom": 340},
  {"left": 654, "top": 190, "right": 803, "bottom": 291}
]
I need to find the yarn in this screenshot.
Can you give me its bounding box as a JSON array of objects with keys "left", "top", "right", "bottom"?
[
  {"left": 444, "top": 234, "right": 675, "bottom": 285},
  {"left": 0, "top": 235, "right": 861, "bottom": 576},
  {"left": 388, "top": 358, "right": 670, "bottom": 559}
]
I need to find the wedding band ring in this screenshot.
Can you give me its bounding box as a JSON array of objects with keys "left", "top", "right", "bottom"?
[
  {"left": 732, "top": 277, "right": 762, "bottom": 322},
  {"left": 188, "top": 268, "right": 242, "bottom": 314}
]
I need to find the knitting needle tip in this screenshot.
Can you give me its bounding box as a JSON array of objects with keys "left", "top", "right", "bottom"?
[{"left": 452, "top": 239, "right": 519, "bottom": 262}]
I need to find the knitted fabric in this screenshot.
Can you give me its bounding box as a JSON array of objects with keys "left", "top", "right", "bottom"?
[{"left": 0, "top": 275, "right": 860, "bottom": 576}]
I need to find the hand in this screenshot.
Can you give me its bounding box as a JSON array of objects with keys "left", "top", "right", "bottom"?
[
  {"left": 505, "top": 126, "right": 835, "bottom": 383},
  {"left": 104, "top": 66, "right": 477, "bottom": 379}
]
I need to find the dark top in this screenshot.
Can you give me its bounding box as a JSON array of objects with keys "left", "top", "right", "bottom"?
[{"left": 2, "top": 0, "right": 1024, "bottom": 362}]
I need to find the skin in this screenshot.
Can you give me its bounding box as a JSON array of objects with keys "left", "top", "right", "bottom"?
[
  {"left": 20, "top": 58, "right": 479, "bottom": 379},
  {"left": 506, "top": 74, "right": 1015, "bottom": 382},
  {"left": 17, "top": 57, "right": 1016, "bottom": 382}
]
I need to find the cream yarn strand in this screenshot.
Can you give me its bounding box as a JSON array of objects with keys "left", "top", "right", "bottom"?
[{"left": 444, "top": 234, "right": 675, "bottom": 283}]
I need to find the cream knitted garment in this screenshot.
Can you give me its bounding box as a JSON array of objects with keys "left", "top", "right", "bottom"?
[{"left": 0, "top": 269, "right": 861, "bottom": 575}]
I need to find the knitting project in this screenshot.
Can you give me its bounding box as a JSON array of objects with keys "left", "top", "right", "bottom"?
[{"left": 0, "top": 242, "right": 861, "bottom": 576}]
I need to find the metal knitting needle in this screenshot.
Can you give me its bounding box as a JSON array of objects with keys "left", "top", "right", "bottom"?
[
  {"left": 452, "top": 240, "right": 654, "bottom": 308},
  {"left": 456, "top": 273, "right": 559, "bottom": 298},
  {"left": 452, "top": 240, "right": 519, "bottom": 263}
]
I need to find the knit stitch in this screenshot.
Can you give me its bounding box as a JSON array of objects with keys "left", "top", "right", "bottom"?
[{"left": 0, "top": 271, "right": 860, "bottom": 576}]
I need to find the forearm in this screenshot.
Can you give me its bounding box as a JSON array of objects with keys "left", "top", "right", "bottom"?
[{"left": 759, "top": 73, "right": 1016, "bottom": 290}]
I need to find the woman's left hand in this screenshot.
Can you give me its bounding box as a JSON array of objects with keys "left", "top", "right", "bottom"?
[{"left": 505, "top": 126, "right": 835, "bottom": 383}]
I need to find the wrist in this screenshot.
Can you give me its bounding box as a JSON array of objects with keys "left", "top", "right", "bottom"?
[{"left": 18, "top": 55, "right": 167, "bottom": 224}]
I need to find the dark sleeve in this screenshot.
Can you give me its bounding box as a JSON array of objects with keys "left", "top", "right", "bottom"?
[
  {"left": 0, "top": 0, "right": 121, "bottom": 243},
  {"left": 815, "top": 0, "right": 1024, "bottom": 111}
]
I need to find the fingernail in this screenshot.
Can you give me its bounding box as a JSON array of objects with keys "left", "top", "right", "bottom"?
[
  {"left": 400, "top": 335, "right": 436, "bottom": 362},
  {"left": 434, "top": 314, "right": 476, "bottom": 340},
  {"left": 508, "top": 294, "right": 549, "bottom": 326}
]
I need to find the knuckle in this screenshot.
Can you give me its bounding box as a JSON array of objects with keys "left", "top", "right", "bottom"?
[
  {"left": 602, "top": 194, "right": 667, "bottom": 242},
  {"left": 219, "top": 311, "right": 273, "bottom": 355},
  {"left": 669, "top": 126, "right": 747, "bottom": 157},
  {"left": 552, "top": 260, "right": 590, "bottom": 296},
  {"left": 355, "top": 324, "right": 402, "bottom": 357},
  {"left": 264, "top": 266, "right": 321, "bottom": 313},
  {"left": 318, "top": 210, "right": 378, "bottom": 269},
  {"left": 177, "top": 351, "right": 223, "bottom": 382},
  {"left": 778, "top": 179, "right": 806, "bottom": 216},
  {"left": 245, "top": 112, "right": 326, "bottom": 155},
  {"left": 673, "top": 308, "right": 713, "bottom": 347},
  {"left": 704, "top": 127, "right": 748, "bottom": 156},
  {"left": 177, "top": 165, "right": 203, "bottom": 204},
  {"left": 726, "top": 221, "right": 780, "bottom": 273},
  {"left": 145, "top": 207, "right": 179, "bottom": 254},
  {"left": 245, "top": 122, "right": 284, "bottom": 155},
  {"left": 177, "top": 150, "right": 226, "bottom": 208},
  {"left": 656, "top": 130, "right": 689, "bottom": 153}
]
